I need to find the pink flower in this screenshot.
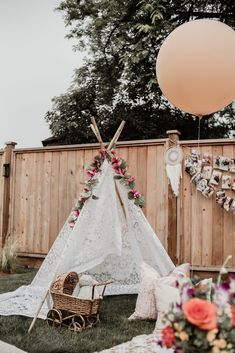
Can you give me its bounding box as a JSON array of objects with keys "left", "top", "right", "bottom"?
[
  {"left": 87, "top": 170, "right": 95, "bottom": 177},
  {"left": 87, "top": 168, "right": 98, "bottom": 178},
  {"left": 83, "top": 187, "right": 90, "bottom": 193},
  {"left": 131, "top": 189, "right": 141, "bottom": 198},
  {"left": 111, "top": 149, "right": 116, "bottom": 155},
  {"left": 113, "top": 166, "right": 124, "bottom": 175},
  {"left": 128, "top": 176, "right": 136, "bottom": 183},
  {"left": 112, "top": 157, "right": 122, "bottom": 167},
  {"left": 231, "top": 307, "right": 235, "bottom": 326},
  {"left": 69, "top": 222, "right": 75, "bottom": 229},
  {"left": 73, "top": 209, "right": 79, "bottom": 218},
  {"left": 161, "top": 326, "right": 175, "bottom": 348},
  {"left": 98, "top": 149, "right": 106, "bottom": 158},
  {"left": 93, "top": 158, "right": 99, "bottom": 165}
]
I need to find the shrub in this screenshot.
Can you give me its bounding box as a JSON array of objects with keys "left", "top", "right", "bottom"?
[{"left": 0, "top": 237, "right": 18, "bottom": 272}]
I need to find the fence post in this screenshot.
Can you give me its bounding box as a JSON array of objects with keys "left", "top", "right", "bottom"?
[
  {"left": 166, "top": 130, "right": 181, "bottom": 265},
  {"left": 0, "top": 141, "right": 17, "bottom": 247}
]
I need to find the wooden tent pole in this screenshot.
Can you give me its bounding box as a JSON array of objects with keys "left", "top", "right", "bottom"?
[
  {"left": 28, "top": 289, "right": 50, "bottom": 333},
  {"left": 114, "top": 181, "right": 127, "bottom": 220},
  {"left": 90, "top": 116, "right": 126, "bottom": 219},
  {"left": 107, "top": 121, "right": 125, "bottom": 151},
  {"left": 90, "top": 117, "right": 104, "bottom": 146},
  {"left": 90, "top": 124, "right": 100, "bottom": 141}
]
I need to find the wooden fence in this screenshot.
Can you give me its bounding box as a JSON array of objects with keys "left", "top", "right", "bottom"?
[
  {"left": 0, "top": 134, "right": 235, "bottom": 271},
  {"left": 179, "top": 139, "right": 235, "bottom": 270}
]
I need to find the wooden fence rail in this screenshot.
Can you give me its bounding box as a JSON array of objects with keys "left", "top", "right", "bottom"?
[{"left": 0, "top": 134, "right": 235, "bottom": 271}]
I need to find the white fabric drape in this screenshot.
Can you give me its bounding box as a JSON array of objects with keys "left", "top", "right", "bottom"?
[{"left": 0, "top": 161, "right": 174, "bottom": 319}]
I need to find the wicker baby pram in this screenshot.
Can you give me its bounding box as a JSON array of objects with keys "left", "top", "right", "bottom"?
[{"left": 47, "top": 272, "right": 112, "bottom": 332}]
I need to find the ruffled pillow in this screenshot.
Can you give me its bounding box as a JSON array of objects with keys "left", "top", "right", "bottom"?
[{"left": 128, "top": 262, "right": 189, "bottom": 320}]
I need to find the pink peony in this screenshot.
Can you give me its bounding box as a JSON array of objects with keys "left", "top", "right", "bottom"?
[
  {"left": 87, "top": 168, "right": 98, "bottom": 178},
  {"left": 112, "top": 157, "right": 122, "bottom": 167},
  {"left": 87, "top": 170, "right": 95, "bottom": 177},
  {"left": 131, "top": 189, "right": 141, "bottom": 198},
  {"left": 114, "top": 168, "right": 123, "bottom": 175}
]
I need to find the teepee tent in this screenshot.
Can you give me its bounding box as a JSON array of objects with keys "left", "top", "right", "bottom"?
[{"left": 0, "top": 119, "right": 174, "bottom": 321}]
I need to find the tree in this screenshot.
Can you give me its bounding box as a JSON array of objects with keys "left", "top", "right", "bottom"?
[{"left": 45, "top": 0, "right": 235, "bottom": 144}]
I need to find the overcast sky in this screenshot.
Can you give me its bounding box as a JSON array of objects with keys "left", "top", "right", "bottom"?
[{"left": 0, "top": 0, "right": 83, "bottom": 148}]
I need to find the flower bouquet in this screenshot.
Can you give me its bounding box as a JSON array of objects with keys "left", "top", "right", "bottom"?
[{"left": 158, "top": 260, "right": 235, "bottom": 353}]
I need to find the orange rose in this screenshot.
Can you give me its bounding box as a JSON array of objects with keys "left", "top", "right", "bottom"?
[
  {"left": 231, "top": 306, "right": 235, "bottom": 326},
  {"left": 183, "top": 298, "right": 217, "bottom": 330}
]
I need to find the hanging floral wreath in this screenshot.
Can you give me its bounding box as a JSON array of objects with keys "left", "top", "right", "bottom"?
[{"left": 68, "top": 148, "right": 145, "bottom": 228}]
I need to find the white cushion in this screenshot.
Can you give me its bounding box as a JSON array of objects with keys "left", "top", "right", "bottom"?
[{"left": 153, "top": 283, "right": 180, "bottom": 336}]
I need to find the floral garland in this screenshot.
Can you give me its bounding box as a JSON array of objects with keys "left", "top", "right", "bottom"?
[
  {"left": 68, "top": 148, "right": 144, "bottom": 228},
  {"left": 158, "top": 261, "right": 235, "bottom": 353}
]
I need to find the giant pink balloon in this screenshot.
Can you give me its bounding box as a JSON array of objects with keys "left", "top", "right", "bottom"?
[{"left": 156, "top": 20, "right": 235, "bottom": 115}]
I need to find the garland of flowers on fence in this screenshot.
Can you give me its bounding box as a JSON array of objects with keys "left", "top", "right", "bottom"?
[
  {"left": 68, "top": 148, "right": 145, "bottom": 228},
  {"left": 185, "top": 149, "right": 235, "bottom": 213}
]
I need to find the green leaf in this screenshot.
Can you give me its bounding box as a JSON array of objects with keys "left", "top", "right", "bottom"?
[
  {"left": 128, "top": 182, "right": 135, "bottom": 189},
  {"left": 92, "top": 195, "right": 99, "bottom": 200},
  {"left": 114, "top": 175, "right": 123, "bottom": 180},
  {"left": 138, "top": 196, "right": 145, "bottom": 208},
  {"left": 120, "top": 160, "right": 127, "bottom": 169},
  {"left": 135, "top": 23, "right": 153, "bottom": 33}
]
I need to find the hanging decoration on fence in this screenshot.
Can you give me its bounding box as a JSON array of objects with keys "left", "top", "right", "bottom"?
[
  {"left": 165, "top": 146, "right": 183, "bottom": 197},
  {"left": 185, "top": 149, "right": 235, "bottom": 213}
]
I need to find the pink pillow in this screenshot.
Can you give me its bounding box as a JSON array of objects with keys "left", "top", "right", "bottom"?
[{"left": 128, "top": 262, "right": 190, "bottom": 321}]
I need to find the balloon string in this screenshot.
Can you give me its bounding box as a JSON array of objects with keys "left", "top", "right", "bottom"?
[
  {"left": 191, "top": 115, "right": 202, "bottom": 278},
  {"left": 197, "top": 115, "right": 202, "bottom": 151}
]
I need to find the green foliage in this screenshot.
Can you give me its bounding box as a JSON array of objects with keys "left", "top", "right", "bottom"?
[
  {"left": 45, "top": 0, "right": 235, "bottom": 143},
  {"left": 0, "top": 237, "right": 18, "bottom": 273}
]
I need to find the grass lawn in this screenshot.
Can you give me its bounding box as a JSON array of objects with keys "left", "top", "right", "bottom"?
[{"left": 0, "top": 271, "right": 154, "bottom": 353}]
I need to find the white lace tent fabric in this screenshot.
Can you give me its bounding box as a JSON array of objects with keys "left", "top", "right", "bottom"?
[{"left": 0, "top": 160, "right": 174, "bottom": 319}]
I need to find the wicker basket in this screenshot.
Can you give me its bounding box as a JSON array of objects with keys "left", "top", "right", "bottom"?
[
  {"left": 50, "top": 271, "right": 112, "bottom": 316},
  {"left": 50, "top": 272, "right": 79, "bottom": 295},
  {"left": 51, "top": 292, "right": 101, "bottom": 315}
]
